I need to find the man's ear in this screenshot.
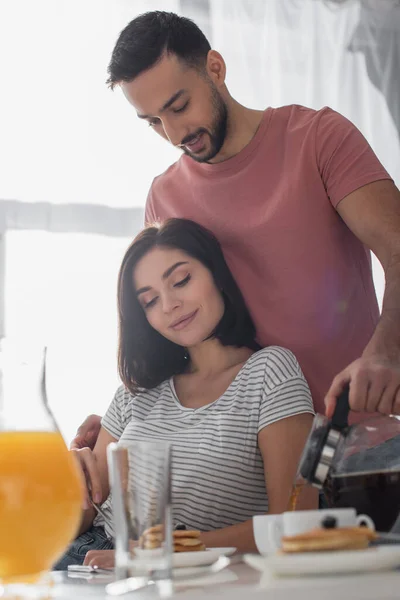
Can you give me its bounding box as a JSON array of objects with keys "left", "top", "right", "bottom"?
[{"left": 206, "top": 50, "right": 226, "bottom": 87}]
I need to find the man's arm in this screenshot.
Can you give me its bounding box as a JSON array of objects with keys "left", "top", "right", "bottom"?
[
  {"left": 325, "top": 179, "right": 400, "bottom": 415},
  {"left": 70, "top": 414, "right": 102, "bottom": 450},
  {"left": 74, "top": 426, "right": 117, "bottom": 535}
]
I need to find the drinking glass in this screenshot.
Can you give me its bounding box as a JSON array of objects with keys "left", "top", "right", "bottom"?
[{"left": 107, "top": 441, "right": 173, "bottom": 596}]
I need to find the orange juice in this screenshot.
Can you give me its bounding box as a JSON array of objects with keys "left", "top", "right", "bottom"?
[{"left": 0, "top": 431, "right": 83, "bottom": 582}]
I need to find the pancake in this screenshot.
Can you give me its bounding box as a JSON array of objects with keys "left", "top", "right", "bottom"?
[
  {"left": 281, "top": 526, "right": 376, "bottom": 553},
  {"left": 173, "top": 528, "right": 204, "bottom": 552},
  {"left": 139, "top": 524, "right": 205, "bottom": 552},
  {"left": 174, "top": 543, "right": 206, "bottom": 553},
  {"left": 173, "top": 530, "right": 202, "bottom": 539}
]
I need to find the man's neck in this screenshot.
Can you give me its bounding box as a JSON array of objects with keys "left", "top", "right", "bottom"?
[{"left": 209, "top": 100, "right": 265, "bottom": 164}]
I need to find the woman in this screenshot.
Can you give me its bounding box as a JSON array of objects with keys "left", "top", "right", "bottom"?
[{"left": 55, "top": 218, "right": 316, "bottom": 569}]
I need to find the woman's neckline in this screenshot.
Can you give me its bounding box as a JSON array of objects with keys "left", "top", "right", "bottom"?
[{"left": 168, "top": 349, "right": 262, "bottom": 412}]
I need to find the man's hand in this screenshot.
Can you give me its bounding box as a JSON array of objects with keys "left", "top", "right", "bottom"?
[
  {"left": 72, "top": 447, "right": 103, "bottom": 508},
  {"left": 325, "top": 355, "right": 400, "bottom": 418},
  {"left": 70, "top": 414, "right": 102, "bottom": 450}
]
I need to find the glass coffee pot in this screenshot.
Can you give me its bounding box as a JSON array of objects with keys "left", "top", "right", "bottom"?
[{"left": 295, "top": 385, "right": 400, "bottom": 532}]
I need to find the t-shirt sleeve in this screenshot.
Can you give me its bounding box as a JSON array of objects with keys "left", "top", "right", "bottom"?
[
  {"left": 315, "top": 107, "right": 392, "bottom": 208},
  {"left": 258, "top": 347, "right": 314, "bottom": 434},
  {"left": 101, "top": 385, "right": 133, "bottom": 440},
  {"left": 145, "top": 185, "right": 157, "bottom": 225}
]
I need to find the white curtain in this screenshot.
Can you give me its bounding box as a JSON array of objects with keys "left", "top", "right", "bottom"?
[{"left": 1, "top": 0, "right": 399, "bottom": 442}]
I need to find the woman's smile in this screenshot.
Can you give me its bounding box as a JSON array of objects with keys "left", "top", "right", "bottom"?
[{"left": 169, "top": 309, "right": 199, "bottom": 330}]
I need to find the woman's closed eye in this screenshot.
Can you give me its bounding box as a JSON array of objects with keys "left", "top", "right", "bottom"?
[
  {"left": 173, "top": 274, "right": 191, "bottom": 288},
  {"left": 141, "top": 275, "right": 191, "bottom": 309},
  {"left": 143, "top": 296, "right": 158, "bottom": 309}
]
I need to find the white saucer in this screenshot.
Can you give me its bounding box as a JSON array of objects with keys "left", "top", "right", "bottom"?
[
  {"left": 244, "top": 545, "right": 400, "bottom": 577},
  {"left": 173, "top": 547, "right": 236, "bottom": 568}
]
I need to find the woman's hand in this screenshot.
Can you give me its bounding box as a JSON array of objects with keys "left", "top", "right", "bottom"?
[
  {"left": 83, "top": 541, "right": 138, "bottom": 568},
  {"left": 84, "top": 549, "right": 115, "bottom": 568},
  {"left": 71, "top": 447, "right": 103, "bottom": 508}
]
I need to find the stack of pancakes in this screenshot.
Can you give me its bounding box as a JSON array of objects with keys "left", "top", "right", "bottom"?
[
  {"left": 139, "top": 524, "right": 164, "bottom": 550},
  {"left": 281, "top": 526, "right": 377, "bottom": 553},
  {"left": 138, "top": 525, "right": 205, "bottom": 552},
  {"left": 173, "top": 529, "right": 206, "bottom": 553}
]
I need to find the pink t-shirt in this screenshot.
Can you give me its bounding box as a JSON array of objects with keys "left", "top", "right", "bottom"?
[{"left": 145, "top": 105, "right": 392, "bottom": 419}]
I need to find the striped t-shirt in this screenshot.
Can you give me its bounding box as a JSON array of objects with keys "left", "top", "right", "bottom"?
[{"left": 96, "top": 346, "right": 314, "bottom": 537}]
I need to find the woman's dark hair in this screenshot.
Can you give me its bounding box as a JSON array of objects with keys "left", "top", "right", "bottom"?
[
  {"left": 107, "top": 11, "right": 211, "bottom": 89},
  {"left": 118, "top": 218, "right": 260, "bottom": 394}
]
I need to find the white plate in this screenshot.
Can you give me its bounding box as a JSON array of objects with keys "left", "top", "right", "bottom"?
[
  {"left": 172, "top": 547, "right": 236, "bottom": 568},
  {"left": 244, "top": 545, "right": 400, "bottom": 577}
]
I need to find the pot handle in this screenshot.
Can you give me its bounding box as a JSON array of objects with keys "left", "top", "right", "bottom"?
[{"left": 331, "top": 384, "right": 350, "bottom": 431}]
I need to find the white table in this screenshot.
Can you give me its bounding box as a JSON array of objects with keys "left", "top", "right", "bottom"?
[{"left": 51, "top": 560, "right": 400, "bottom": 600}]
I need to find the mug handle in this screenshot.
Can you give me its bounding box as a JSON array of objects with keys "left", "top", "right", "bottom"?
[{"left": 356, "top": 514, "right": 375, "bottom": 530}]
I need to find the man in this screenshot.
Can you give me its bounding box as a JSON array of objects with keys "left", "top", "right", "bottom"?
[{"left": 72, "top": 10, "right": 400, "bottom": 449}]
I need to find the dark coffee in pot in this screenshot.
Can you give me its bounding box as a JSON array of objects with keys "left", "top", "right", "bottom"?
[{"left": 325, "top": 469, "right": 400, "bottom": 532}]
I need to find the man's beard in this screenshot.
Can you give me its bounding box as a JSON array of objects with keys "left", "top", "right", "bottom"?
[{"left": 181, "top": 87, "right": 228, "bottom": 163}]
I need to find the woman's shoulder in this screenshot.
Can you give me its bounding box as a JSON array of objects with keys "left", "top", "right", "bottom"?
[
  {"left": 243, "top": 346, "right": 303, "bottom": 384},
  {"left": 103, "top": 380, "right": 172, "bottom": 438}
]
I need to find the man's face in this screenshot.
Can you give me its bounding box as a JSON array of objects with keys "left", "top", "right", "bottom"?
[{"left": 120, "top": 54, "right": 228, "bottom": 163}]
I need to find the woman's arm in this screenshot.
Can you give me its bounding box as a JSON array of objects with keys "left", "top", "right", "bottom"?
[
  {"left": 200, "top": 519, "right": 256, "bottom": 553},
  {"left": 73, "top": 426, "right": 117, "bottom": 535},
  {"left": 260, "top": 412, "right": 318, "bottom": 513},
  {"left": 200, "top": 413, "right": 318, "bottom": 553}
]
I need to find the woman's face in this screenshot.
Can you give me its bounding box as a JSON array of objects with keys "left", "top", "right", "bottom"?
[{"left": 133, "top": 247, "right": 225, "bottom": 348}]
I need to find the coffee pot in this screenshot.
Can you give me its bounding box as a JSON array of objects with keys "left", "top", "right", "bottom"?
[{"left": 296, "top": 385, "right": 400, "bottom": 532}]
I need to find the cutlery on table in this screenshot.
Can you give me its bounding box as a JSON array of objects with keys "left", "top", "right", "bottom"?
[{"left": 105, "top": 555, "right": 236, "bottom": 596}]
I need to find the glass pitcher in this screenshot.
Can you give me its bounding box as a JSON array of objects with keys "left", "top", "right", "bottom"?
[
  {"left": 295, "top": 386, "right": 400, "bottom": 532},
  {"left": 0, "top": 341, "right": 83, "bottom": 592}
]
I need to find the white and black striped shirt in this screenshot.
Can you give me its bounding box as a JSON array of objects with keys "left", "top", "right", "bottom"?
[{"left": 97, "top": 346, "right": 314, "bottom": 536}]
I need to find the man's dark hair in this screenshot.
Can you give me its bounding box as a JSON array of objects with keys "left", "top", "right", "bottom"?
[
  {"left": 118, "top": 218, "right": 260, "bottom": 395},
  {"left": 107, "top": 11, "right": 211, "bottom": 89}
]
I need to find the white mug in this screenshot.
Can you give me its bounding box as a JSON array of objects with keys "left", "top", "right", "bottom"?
[{"left": 253, "top": 508, "right": 375, "bottom": 555}]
